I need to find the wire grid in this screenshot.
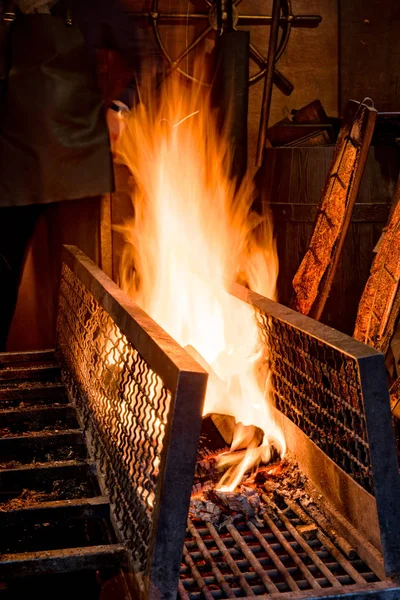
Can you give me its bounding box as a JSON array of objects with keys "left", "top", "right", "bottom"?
[
  {"left": 56, "top": 263, "right": 171, "bottom": 571},
  {"left": 257, "top": 312, "right": 373, "bottom": 494},
  {"left": 179, "top": 500, "right": 380, "bottom": 599}
]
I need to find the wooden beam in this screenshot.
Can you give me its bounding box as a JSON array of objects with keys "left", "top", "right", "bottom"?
[{"left": 0, "top": 544, "right": 127, "bottom": 578}]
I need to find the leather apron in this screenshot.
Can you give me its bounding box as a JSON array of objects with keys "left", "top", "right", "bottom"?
[{"left": 0, "top": 11, "right": 113, "bottom": 207}]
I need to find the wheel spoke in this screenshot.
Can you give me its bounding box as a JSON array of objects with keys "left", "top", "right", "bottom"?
[
  {"left": 170, "top": 27, "right": 213, "bottom": 70},
  {"left": 238, "top": 14, "right": 273, "bottom": 24},
  {"left": 290, "top": 15, "right": 322, "bottom": 28},
  {"left": 249, "top": 43, "right": 266, "bottom": 68},
  {"left": 152, "top": 13, "right": 209, "bottom": 23}
]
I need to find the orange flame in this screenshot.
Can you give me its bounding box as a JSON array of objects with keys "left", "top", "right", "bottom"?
[{"left": 115, "top": 69, "right": 285, "bottom": 491}]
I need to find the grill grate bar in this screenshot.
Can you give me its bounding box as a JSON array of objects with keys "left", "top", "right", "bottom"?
[
  {"left": 187, "top": 520, "right": 236, "bottom": 598},
  {"left": 205, "top": 521, "right": 256, "bottom": 597},
  {"left": 182, "top": 571, "right": 378, "bottom": 589},
  {"left": 260, "top": 508, "right": 321, "bottom": 590},
  {"left": 246, "top": 520, "right": 299, "bottom": 591},
  {"left": 181, "top": 561, "right": 355, "bottom": 581},
  {"left": 285, "top": 499, "right": 367, "bottom": 584},
  {"left": 298, "top": 499, "right": 356, "bottom": 560},
  {"left": 226, "top": 523, "right": 280, "bottom": 594},
  {"left": 263, "top": 496, "right": 342, "bottom": 588},
  {"left": 185, "top": 580, "right": 385, "bottom": 600},
  {"left": 178, "top": 580, "right": 191, "bottom": 600},
  {"left": 183, "top": 545, "right": 215, "bottom": 600},
  {"left": 184, "top": 537, "right": 327, "bottom": 557}
]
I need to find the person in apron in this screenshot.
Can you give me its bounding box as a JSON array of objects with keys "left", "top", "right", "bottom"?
[{"left": 0, "top": 0, "right": 162, "bottom": 349}]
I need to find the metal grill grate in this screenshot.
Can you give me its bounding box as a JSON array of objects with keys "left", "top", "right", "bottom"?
[
  {"left": 179, "top": 495, "right": 386, "bottom": 599},
  {"left": 257, "top": 313, "right": 373, "bottom": 493},
  {"left": 55, "top": 247, "right": 208, "bottom": 600}
]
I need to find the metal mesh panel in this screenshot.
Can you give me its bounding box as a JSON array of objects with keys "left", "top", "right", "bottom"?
[
  {"left": 56, "top": 263, "right": 171, "bottom": 571},
  {"left": 257, "top": 312, "right": 373, "bottom": 494}
]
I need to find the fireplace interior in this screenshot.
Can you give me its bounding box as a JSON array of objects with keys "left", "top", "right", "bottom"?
[{"left": 0, "top": 246, "right": 399, "bottom": 599}]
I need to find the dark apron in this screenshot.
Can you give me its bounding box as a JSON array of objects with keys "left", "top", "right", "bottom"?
[{"left": 0, "top": 12, "right": 113, "bottom": 206}]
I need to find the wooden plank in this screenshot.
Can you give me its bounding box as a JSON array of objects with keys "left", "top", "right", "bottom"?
[
  {"left": 354, "top": 175, "right": 400, "bottom": 354},
  {"left": 0, "top": 496, "right": 110, "bottom": 526},
  {"left": 0, "top": 405, "right": 77, "bottom": 432},
  {"left": 0, "top": 364, "right": 60, "bottom": 383},
  {"left": 0, "top": 383, "right": 67, "bottom": 407},
  {"left": 0, "top": 544, "right": 127, "bottom": 578},
  {"left": 290, "top": 100, "right": 377, "bottom": 319},
  {"left": 0, "top": 350, "right": 55, "bottom": 367},
  {"left": 0, "top": 429, "right": 85, "bottom": 462},
  {"left": 0, "top": 460, "right": 95, "bottom": 491}
]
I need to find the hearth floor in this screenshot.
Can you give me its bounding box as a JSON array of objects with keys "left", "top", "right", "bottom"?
[{"left": 0, "top": 350, "right": 127, "bottom": 599}]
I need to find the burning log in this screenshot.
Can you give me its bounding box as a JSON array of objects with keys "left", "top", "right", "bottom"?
[
  {"left": 231, "top": 421, "right": 264, "bottom": 451},
  {"left": 290, "top": 100, "right": 377, "bottom": 319},
  {"left": 198, "top": 413, "right": 234, "bottom": 457},
  {"left": 353, "top": 174, "right": 400, "bottom": 355}
]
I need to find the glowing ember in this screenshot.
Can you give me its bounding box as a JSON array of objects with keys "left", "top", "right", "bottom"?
[{"left": 115, "top": 68, "right": 285, "bottom": 491}]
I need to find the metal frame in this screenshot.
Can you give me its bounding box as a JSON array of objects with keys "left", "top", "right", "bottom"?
[
  {"left": 231, "top": 282, "right": 400, "bottom": 580},
  {"left": 56, "top": 246, "right": 208, "bottom": 600}
]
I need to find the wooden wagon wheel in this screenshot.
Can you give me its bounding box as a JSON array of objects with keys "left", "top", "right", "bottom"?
[{"left": 148, "top": 0, "right": 321, "bottom": 89}]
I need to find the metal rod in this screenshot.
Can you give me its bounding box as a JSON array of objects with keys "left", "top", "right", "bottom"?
[
  {"left": 255, "top": 0, "right": 282, "bottom": 166},
  {"left": 182, "top": 545, "right": 214, "bottom": 600},
  {"left": 248, "top": 43, "right": 293, "bottom": 95},
  {"left": 187, "top": 520, "right": 235, "bottom": 598},
  {"left": 170, "top": 27, "right": 213, "bottom": 69},
  {"left": 206, "top": 522, "right": 256, "bottom": 597},
  {"left": 260, "top": 500, "right": 322, "bottom": 590},
  {"left": 246, "top": 521, "right": 299, "bottom": 591},
  {"left": 177, "top": 580, "right": 191, "bottom": 600},
  {"left": 262, "top": 496, "right": 342, "bottom": 588},
  {"left": 298, "top": 498, "right": 356, "bottom": 559},
  {"left": 286, "top": 499, "right": 367, "bottom": 585},
  {"left": 226, "top": 523, "right": 280, "bottom": 594},
  {"left": 144, "top": 12, "right": 322, "bottom": 27}
]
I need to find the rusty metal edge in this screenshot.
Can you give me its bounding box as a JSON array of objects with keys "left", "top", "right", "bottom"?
[
  {"left": 230, "top": 282, "right": 384, "bottom": 361},
  {"left": 358, "top": 355, "right": 400, "bottom": 579},
  {"left": 60, "top": 245, "right": 207, "bottom": 395},
  {"left": 147, "top": 369, "right": 208, "bottom": 600}
]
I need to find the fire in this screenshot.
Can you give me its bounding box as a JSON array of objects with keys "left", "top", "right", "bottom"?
[{"left": 114, "top": 67, "right": 285, "bottom": 491}]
